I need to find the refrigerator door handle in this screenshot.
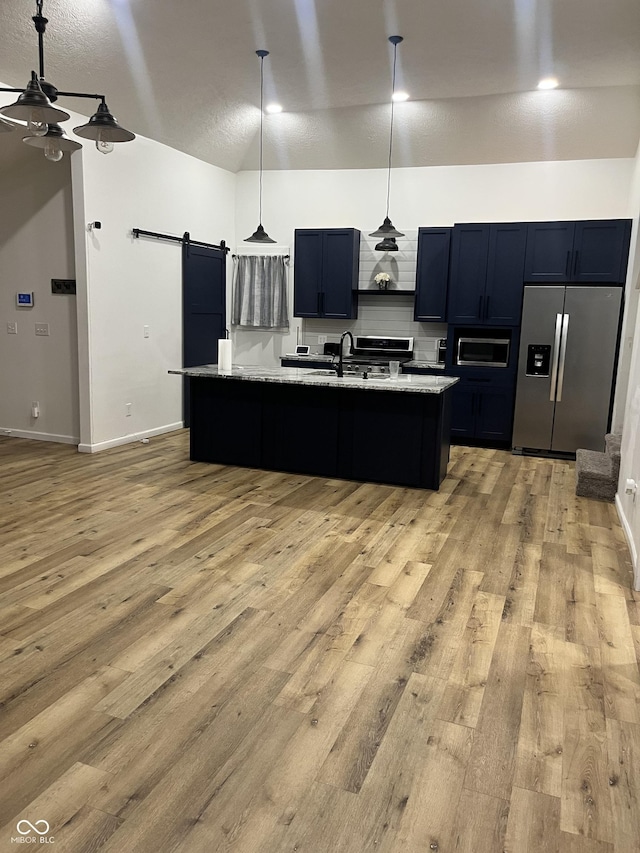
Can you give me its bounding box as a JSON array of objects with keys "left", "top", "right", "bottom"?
[
  {"left": 556, "top": 313, "right": 570, "bottom": 402},
  {"left": 549, "top": 313, "right": 563, "bottom": 402}
]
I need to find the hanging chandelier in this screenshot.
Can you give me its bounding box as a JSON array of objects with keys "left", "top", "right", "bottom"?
[
  {"left": 0, "top": 0, "right": 135, "bottom": 162},
  {"left": 245, "top": 50, "right": 276, "bottom": 243},
  {"left": 370, "top": 35, "right": 405, "bottom": 252}
]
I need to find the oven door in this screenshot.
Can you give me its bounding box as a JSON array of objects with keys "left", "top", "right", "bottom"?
[{"left": 456, "top": 337, "right": 509, "bottom": 367}]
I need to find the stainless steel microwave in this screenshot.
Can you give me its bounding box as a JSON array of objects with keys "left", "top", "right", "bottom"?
[{"left": 456, "top": 337, "right": 510, "bottom": 367}]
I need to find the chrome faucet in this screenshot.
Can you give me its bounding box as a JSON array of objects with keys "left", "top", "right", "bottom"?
[{"left": 336, "top": 331, "right": 354, "bottom": 377}]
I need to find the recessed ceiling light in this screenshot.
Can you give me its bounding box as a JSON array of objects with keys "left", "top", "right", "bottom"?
[
  {"left": 537, "top": 77, "right": 559, "bottom": 90},
  {"left": 266, "top": 103, "right": 283, "bottom": 114},
  {"left": 392, "top": 91, "right": 409, "bottom": 102}
]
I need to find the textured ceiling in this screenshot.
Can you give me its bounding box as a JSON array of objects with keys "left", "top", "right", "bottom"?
[{"left": 0, "top": 0, "right": 639, "bottom": 172}]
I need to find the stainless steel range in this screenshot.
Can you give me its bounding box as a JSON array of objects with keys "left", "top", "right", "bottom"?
[{"left": 342, "top": 335, "right": 414, "bottom": 375}]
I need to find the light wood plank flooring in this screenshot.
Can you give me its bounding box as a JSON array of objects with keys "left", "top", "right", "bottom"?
[{"left": 0, "top": 431, "right": 638, "bottom": 852}]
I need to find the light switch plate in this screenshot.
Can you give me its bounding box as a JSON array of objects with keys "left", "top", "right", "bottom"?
[
  {"left": 35, "top": 323, "right": 50, "bottom": 336},
  {"left": 7, "top": 322, "right": 17, "bottom": 335}
]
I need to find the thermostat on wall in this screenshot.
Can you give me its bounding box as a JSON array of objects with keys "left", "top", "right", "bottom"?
[{"left": 16, "top": 292, "right": 34, "bottom": 308}]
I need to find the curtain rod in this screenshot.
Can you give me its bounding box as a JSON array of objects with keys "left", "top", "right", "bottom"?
[
  {"left": 132, "top": 229, "right": 229, "bottom": 253},
  {"left": 232, "top": 253, "right": 289, "bottom": 259}
]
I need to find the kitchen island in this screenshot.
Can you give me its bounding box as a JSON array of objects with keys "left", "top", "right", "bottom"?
[{"left": 170, "top": 365, "right": 459, "bottom": 490}]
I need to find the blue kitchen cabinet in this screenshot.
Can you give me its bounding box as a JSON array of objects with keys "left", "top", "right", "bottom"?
[
  {"left": 448, "top": 223, "right": 526, "bottom": 325},
  {"left": 293, "top": 228, "right": 360, "bottom": 319},
  {"left": 572, "top": 220, "right": 631, "bottom": 283},
  {"left": 484, "top": 223, "right": 527, "bottom": 324},
  {"left": 450, "top": 384, "right": 476, "bottom": 439},
  {"left": 524, "top": 220, "right": 631, "bottom": 284},
  {"left": 414, "top": 227, "right": 451, "bottom": 322},
  {"left": 448, "top": 224, "right": 490, "bottom": 324},
  {"left": 450, "top": 375, "right": 515, "bottom": 444}
]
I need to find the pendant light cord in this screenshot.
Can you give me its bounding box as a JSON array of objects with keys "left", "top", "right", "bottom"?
[
  {"left": 258, "top": 52, "right": 265, "bottom": 226},
  {"left": 385, "top": 39, "right": 399, "bottom": 220}
]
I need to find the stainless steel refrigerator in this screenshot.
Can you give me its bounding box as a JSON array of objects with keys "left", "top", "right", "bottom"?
[{"left": 512, "top": 285, "right": 622, "bottom": 454}]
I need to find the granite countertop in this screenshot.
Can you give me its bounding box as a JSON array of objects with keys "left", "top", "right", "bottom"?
[
  {"left": 170, "top": 365, "right": 459, "bottom": 395},
  {"left": 280, "top": 354, "right": 334, "bottom": 362},
  {"left": 403, "top": 360, "right": 446, "bottom": 370}
]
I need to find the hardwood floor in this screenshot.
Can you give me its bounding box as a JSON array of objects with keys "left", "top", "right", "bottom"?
[{"left": 0, "top": 431, "right": 638, "bottom": 852}]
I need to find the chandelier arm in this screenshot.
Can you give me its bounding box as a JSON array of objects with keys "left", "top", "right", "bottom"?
[
  {"left": 56, "top": 91, "right": 106, "bottom": 102},
  {"left": 0, "top": 88, "right": 24, "bottom": 94}
]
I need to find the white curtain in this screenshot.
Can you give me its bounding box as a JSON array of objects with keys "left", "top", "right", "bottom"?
[{"left": 232, "top": 255, "right": 289, "bottom": 329}]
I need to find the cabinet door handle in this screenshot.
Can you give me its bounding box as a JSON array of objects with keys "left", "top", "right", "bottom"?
[
  {"left": 565, "top": 250, "right": 571, "bottom": 277},
  {"left": 478, "top": 294, "right": 483, "bottom": 319},
  {"left": 484, "top": 295, "right": 490, "bottom": 319},
  {"left": 317, "top": 293, "right": 321, "bottom": 315},
  {"left": 573, "top": 250, "right": 580, "bottom": 277}
]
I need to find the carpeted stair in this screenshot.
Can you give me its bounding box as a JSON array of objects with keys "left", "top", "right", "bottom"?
[{"left": 575, "top": 433, "right": 621, "bottom": 502}]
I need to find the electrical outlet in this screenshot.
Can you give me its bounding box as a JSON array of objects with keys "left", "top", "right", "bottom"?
[
  {"left": 31, "top": 401, "right": 40, "bottom": 418},
  {"left": 7, "top": 322, "right": 17, "bottom": 335},
  {"left": 126, "top": 403, "right": 132, "bottom": 417},
  {"left": 143, "top": 325, "right": 150, "bottom": 339},
  {"left": 318, "top": 335, "right": 327, "bottom": 345},
  {"left": 35, "top": 323, "right": 50, "bottom": 336}
]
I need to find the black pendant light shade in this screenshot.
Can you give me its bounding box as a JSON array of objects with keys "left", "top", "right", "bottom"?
[
  {"left": 375, "top": 236, "right": 399, "bottom": 252},
  {"left": 73, "top": 102, "right": 135, "bottom": 142},
  {"left": 371, "top": 36, "right": 405, "bottom": 249},
  {"left": 244, "top": 49, "right": 277, "bottom": 244},
  {"left": 0, "top": 72, "right": 70, "bottom": 124},
  {"left": 23, "top": 122, "right": 81, "bottom": 161},
  {"left": 370, "top": 216, "right": 404, "bottom": 239},
  {"left": 245, "top": 224, "right": 276, "bottom": 244}
]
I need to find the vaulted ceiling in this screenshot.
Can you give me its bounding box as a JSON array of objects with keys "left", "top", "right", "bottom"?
[{"left": 0, "top": 0, "right": 639, "bottom": 172}]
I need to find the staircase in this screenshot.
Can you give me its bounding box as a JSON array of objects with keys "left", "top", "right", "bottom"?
[{"left": 575, "top": 433, "right": 621, "bottom": 502}]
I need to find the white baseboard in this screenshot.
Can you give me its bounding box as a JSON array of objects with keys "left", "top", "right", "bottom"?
[
  {"left": 615, "top": 493, "right": 639, "bottom": 591},
  {"left": 78, "top": 422, "right": 184, "bottom": 454},
  {"left": 0, "top": 428, "right": 79, "bottom": 445}
]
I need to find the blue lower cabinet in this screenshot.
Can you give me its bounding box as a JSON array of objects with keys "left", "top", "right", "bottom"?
[
  {"left": 450, "top": 386, "right": 476, "bottom": 439},
  {"left": 475, "top": 385, "right": 515, "bottom": 441},
  {"left": 450, "top": 378, "right": 515, "bottom": 444}
]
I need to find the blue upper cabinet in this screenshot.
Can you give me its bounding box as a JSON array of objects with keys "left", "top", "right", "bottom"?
[
  {"left": 448, "top": 223, "right": 526, "bottom": 325},
  {"left": 294, "top": 228, "right": 360, "bottom": 319},
  {"left": 448, "top": 224, "right": 490, "bottom": 324},
  {"left": 485, "top": 223, "right": 527, "bottom": 325},
  {"left": 414, "top": 227, "right": 451, "bottom": 322},
  {"left": 524, "top": 220, "right": 631, "bottom": 284},
  {"left": 572, "top": 220, "right": 631, "bottom": 284},
  {"left": 293, "top": 230, "right": 324, "bottom": 317}
]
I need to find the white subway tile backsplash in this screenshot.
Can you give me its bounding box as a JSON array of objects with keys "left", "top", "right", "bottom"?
[{"left": 303, "top": 228, "right": 446, "bottom": 362}]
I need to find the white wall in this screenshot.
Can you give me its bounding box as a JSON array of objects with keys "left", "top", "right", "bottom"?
[
  {"left": 615, "top": 140, "right": 640, "bottom": 588},
  {"left": 0, "top": 155, "right": 78, "bottom": 442},
  {"left": 73, "top": 134, "right": 236, "bottom": 451},
  {"left": 234, "top": 158, "right": 635, "bottom": 366}
]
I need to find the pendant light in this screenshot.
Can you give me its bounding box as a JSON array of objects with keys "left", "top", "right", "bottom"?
[
  {"left": 370, "top": 35, "right": 405, "bottom": 251},
  {"left": 245, "top": 50, "right": 276, "bottom": 243},
  {"left": 0, "top": 0, "right": 135, "bottom": 161},
  {"left": 23, "top": 122, "right": 81, "bottom": 161}
]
